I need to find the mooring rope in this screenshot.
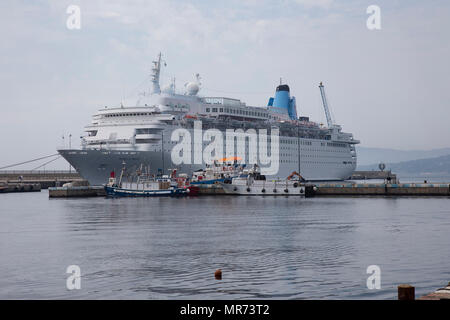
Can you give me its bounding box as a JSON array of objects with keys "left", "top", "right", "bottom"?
[
  {"left": 31, "top": 156, "right": 63, "bottom": 171},
  {"left": 0, "top": 153, "right": 60, "bottom": 170}
]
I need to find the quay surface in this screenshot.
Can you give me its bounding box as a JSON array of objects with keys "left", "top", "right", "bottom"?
[
  {"left": 196, "top": 182, "right": 450, "bottom": 197},
  {"left": 0, "top": 170, "right": 85, "bottom": 189},
  {"left": 315, "top": 182, "right": 450, "bottom": 196},
  {"left": 48, "top": 186, "right": 106, "bottom": 198},
  {"left": 46, "top": 182, "right": 450, "bottom": 197},
  {"left": 0, "top": 182, "right": 41, "bottom": 193}
]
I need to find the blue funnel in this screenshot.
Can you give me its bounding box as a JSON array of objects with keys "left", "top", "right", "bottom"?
[{"left": 268, "top": 84, "right": 297, "bottom": 120}]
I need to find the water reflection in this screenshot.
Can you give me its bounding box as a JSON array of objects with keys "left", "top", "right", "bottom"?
[{"left": 0, "top": 192, "right": 449, "bottom": 299}]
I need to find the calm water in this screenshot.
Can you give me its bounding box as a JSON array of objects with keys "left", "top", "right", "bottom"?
[{"left": 0, "top": 191, "right": 449, "bottom": 299}]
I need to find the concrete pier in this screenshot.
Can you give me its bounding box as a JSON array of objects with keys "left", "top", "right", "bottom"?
[
  {"left": 315, "top": 183, "right": 450, "bottom": 196},
  {"left": 0, "top": 182, "right": 41, "bottom": 193},
  {"left": 48, "top": 186, "right": 106, "bottom": 198},
  {"left": 0, "top": 170, "right": 85, "bottom": 189}
]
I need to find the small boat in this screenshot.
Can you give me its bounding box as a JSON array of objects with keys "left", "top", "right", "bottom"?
[
  {"left": 221, "top": 165, "right": 306, "bottom": 196},
  {"left": 190, "top": 157, "right": 242, "bottom": 185},
  {"left": 104, "top": 164, "right": 190, "bottom": 197}
]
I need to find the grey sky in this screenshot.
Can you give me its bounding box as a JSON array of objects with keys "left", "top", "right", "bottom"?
[{"left": 1, "top": 0, "right": 449, "bottom": 169}]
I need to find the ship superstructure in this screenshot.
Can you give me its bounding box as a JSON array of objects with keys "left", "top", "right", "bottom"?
[{"left": 59, "top": 53, "right": 359, "bottom": 185}]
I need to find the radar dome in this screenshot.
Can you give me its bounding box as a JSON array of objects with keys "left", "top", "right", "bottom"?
[{"left": 185, "top": 82, "right": 200, "bottom": 96}]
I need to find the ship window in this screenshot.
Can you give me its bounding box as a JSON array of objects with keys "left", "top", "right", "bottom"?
[
  {"left": 220, "top": 108, "right": 223, "bottom": 112},
  {"left": 212, "top": 108, "right": 218, "bottom": 112},
  {"left": 206, "top": 108, "right": 210, "bottom": 112},
  {"left": 136, "top": 139, "right": 153, "bottom": 144},
  {"left": 136, "top": 128, "right": 160, "bottom": 134}
]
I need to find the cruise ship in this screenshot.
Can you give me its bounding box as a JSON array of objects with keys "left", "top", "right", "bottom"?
[{"left": 59, "top": 53, "right": 359, "bottom": 185}]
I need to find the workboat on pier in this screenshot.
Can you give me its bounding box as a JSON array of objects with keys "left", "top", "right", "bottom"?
[
  {"left": 104, "top": 164, "right": 191, "bottom": 197},
  {"left": 190, "top": 157, "right": 242, "bottom": 185},
  {"left": 221, "top": 165, "right": 306, "bottom": 196}
]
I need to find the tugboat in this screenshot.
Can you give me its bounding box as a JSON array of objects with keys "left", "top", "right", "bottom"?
[
  {"left": 104, "top": 163, "right": 190, "bottom": 197},
  {"left": 221, "top": 164, "right": 306, "bottom": 196}
]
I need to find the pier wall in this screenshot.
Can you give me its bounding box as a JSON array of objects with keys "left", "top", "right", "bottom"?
[
  {"left": 0, "top": 183, "right": 41, "bottom": 193},
  {"left": 0, "top": 170, "right": 85, "bottom": 189},
  {"left": 48, "top": 186, "right": 106, "bottom": 198},
  {"left": 315, "top": 183, "right": 450, "bottom": 196}
]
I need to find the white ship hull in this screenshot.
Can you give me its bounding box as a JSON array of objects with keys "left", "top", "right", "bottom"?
[{"left": 59, "top": 133, "right": 356, "bottom": 186}]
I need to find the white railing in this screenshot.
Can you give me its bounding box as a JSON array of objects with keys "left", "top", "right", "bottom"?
[{"left": 0, "top": 170, "right": 79, "bottom": 174}]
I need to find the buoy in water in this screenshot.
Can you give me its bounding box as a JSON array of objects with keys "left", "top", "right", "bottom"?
[{"left": 214, "top": 269, "right": 222, "bottom": 280}]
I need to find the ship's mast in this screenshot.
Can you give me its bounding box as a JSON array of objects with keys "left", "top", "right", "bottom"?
[
  {"left": 319, "top": 82, "right": 334, "bottom": 128},
  {"left": 151, "top": 53, "right": 162, "bottom": 94}
]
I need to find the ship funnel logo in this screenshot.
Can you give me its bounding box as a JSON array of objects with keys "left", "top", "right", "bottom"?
[{"left": 170, "top": 121, "right": 280, "bottom": 175}]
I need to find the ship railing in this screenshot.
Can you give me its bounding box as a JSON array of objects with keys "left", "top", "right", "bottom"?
[{"left": 0, "top": 170, "right": 78, "bottom": 174}]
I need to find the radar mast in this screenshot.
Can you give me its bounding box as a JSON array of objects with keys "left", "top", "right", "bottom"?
[{"left": 151, "top": 53, "right": 163, "bottom": 94}]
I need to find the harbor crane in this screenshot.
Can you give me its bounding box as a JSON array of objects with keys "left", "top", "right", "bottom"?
[{"left": 318, "top": 82, "right": 335, "bottom": 128}]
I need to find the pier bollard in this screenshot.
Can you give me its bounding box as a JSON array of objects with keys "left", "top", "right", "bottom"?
[
  {"left": 398, "top": 284, "right": 415, "bottom": 300},
  {"left": 214, "top": 269, "right": 222, "bottom": 280}
]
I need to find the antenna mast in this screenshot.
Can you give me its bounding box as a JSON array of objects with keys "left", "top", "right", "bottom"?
[{"left": 319, "top": 82, "right": 334, "bottom": 128}]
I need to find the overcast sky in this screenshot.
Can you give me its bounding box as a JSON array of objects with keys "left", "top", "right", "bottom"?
[{"left": 1, "top": 0, "right": 449, "bottom": 169}]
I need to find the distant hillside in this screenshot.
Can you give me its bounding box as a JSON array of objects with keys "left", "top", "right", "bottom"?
[
  {"left": 358, "top": 154, "right": 450, "bottom": 176},
  {"left": 356, "top": 146, "right": 450, "bottom": 166}
]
